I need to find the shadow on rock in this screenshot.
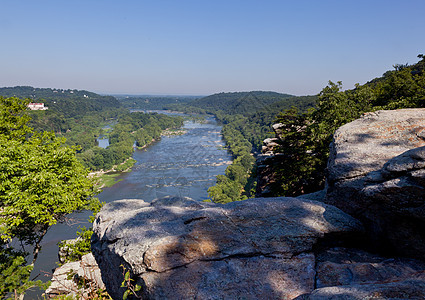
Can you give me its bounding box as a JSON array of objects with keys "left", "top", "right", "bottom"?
[{"left": 91, "top": 196, "right": 363, "bottom": 299}]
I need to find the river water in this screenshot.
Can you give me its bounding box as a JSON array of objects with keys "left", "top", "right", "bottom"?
[{"left": 27, "top": 113, "right": 232, "bottom": 298}]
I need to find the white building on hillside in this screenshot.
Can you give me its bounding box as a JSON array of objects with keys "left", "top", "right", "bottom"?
[{"left": 28, "top": 103, "right": 48, "bottom": 110}]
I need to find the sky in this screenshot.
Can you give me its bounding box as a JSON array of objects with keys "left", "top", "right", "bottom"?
[{"left": 1, "top": 0, "right": 425, "bottom": 96}]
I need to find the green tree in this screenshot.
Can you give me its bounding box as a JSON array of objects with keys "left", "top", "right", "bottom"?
[
  {"left": 207, "top": 175, "right": 243, "bottom": 204},
  {"left": 270, "top": 55, "right": 425, "bottom": 197},
  {"left": 0, "top": 97, "right": 100, "bottom": 297}
]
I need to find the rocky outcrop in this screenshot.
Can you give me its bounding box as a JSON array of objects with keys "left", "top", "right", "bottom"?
[
  {"left": 256, "top": 123, "right": 285, "bottom": 197},
  {"left": 315, "top": 247, "right": 425, "bottom": 287},
  {"left": 325, "top": 109, "right": 425, "bottom": 258},
  {"left": 255, "top": 153, "right": 285, "bottom": 197},
  {"left": 91, "top": 108, "right": 425, "bottom": 298},
  {"left": 297, "top": 279, "right": 425, "bottom": 300},
  {"left": 44, "top": 253, "right": 105, "bottom": 299},
  {"left": 92, "top": 196, "right": 363, "bottom": 299},
  {"left": 297, "top": 247, "right": 425, "bottom": 299}
]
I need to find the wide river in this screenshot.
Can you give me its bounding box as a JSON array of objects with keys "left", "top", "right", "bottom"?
[{"left": 27, "top": 112, "right": 232, "bottom": 298}]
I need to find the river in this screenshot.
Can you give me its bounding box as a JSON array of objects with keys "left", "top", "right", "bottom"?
[{"left": 27, "top": 112, "right": 232, "bottom": 298}]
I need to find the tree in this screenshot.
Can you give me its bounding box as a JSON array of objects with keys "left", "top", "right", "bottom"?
[
  {"left": 207, "top": 175, "right": 243, "bottom": 204},
  {"left": 0, "top": 97, "right": 100, "bottom": 297},
  {"left": 269, "top": 55, "right": 425, "bottom": 197}
]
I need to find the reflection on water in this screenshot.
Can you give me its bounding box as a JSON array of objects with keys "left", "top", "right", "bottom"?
[{"left": 27, "top": 113, "right": 231, "bottom": 298}]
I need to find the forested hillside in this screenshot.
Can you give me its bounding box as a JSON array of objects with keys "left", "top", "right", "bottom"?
[
  {"left": 215, "top": 95, "right": 317, "bottom": 150},
  {"left": 0, "top": 86, "right": 121, "bottom": 117},
  {"left": 187, "top": 91, "right": 294, "bottom": 116},
  {"left": 117, "top": 95, "right": 200, "bottom": 110}
]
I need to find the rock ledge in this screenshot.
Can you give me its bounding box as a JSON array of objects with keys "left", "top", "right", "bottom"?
[{"left": 92, "top": 196, "right": 362, "bottom": 299}]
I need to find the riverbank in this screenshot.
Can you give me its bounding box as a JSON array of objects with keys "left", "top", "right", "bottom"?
[{"left": 89, "top": 157, "right": 137, "bottom": 189}]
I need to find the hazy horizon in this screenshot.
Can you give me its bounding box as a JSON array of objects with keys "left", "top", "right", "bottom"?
[{"left": 2, "top": 0, "right": 425, "bottom": 96}]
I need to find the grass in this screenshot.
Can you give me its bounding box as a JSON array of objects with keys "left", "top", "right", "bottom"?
[
  {"left": 115, "top": 157, "right": 137, "bottom": 172},
  {"left": 96, "top": 158, "right": 137, "bottom": 188},
  {"left": 99, "top": 172, "right": 123, "bottom": 188}
]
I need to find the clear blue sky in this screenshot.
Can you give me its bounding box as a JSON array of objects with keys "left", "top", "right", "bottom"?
[{"left": 1, "top": 0, "right": 424, "bottom": 96}]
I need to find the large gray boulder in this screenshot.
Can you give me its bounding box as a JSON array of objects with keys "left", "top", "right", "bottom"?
[
  {"left": 92, "top": 196, "right": 362, "bottom": 299},
  {"left": 325, "top": 108, "right": 425, "bottom": 258}
]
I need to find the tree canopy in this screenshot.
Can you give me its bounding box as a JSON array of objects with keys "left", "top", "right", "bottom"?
[{"left": 0, "top": 96, "right": 100, "bottom": 297}]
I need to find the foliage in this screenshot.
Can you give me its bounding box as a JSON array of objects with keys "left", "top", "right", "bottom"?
[
  {"left": 120, "top": 265, "right": 141, "bottom": 300},
  {"left": 57, "top": 265, "right": 112, "bottom": 300},
  {"left": 0, "top": 248, "right": 48, "bottom": 299},
  {"left": 58, "top": 226, "right": 94, "bottom": 265},
  {"left": 0, "top": 130, "right": 100, "bottom": 242},
  {"left": 207, "top": 115, "right": 256, "bottom": 203},
  {"left": 270, "top": 54, "right": 425, "bottom": 197},
  {"left": 115, "top": 158, "right": 137, "bottom": 172},
  {"left": 208, "top": 175, "right": 246, "bottom": 203},
  {"left": 0, "top": 96, "right": 100, "bottom": 298},
  {"left": 98, "top": 173, "right": 124, "bottom": 188}
]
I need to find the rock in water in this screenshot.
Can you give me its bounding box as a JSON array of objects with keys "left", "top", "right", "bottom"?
[
  {"left": 91, "top": 196, "right": 362, "bottom": 299},
  {"left": 325, "top": 108, "right": 425, "bottom": 258}
]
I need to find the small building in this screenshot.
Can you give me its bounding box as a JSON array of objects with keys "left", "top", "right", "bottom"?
[{"left": 28, "top": 103, "right": 48, "bottom": 110}]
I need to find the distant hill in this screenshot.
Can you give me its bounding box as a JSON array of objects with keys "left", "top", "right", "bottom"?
[
  {"left": 187, "top": 91, "right": 295, "bottom": 116},
  {"left": 117, "top": 95, "right": 200, "bottom": 110},
  {"left": 0, "top": 86, "right": 121, "bottom": 117}
]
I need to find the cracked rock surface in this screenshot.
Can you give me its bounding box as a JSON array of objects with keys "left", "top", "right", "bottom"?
[
  {"left": 325, "top": 108, "right": 425, "bottom": 259},
  {"left": 91, "top": 196, "right": 362, "bottom": 299},
  {"left": 297, "top": 247, "right": 425, "bottom": 299}
]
